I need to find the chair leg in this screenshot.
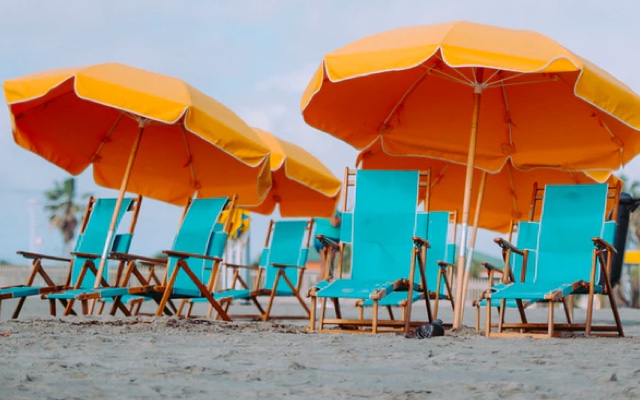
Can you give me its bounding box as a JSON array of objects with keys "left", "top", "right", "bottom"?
[
  {"left": 319, "top": 298, "right": 327, "bottom": 331},
  {"left": 49, "top": 299, "right": 56, "bottom": 317},
  {"left": 475, "top": 305, "right": 480, "bottom": 332},
  {"left": 562, "top": 298, "right": 573, "bottom": 324},
  {"left": 309, "top": 296, "right": 317, "bottom": 331},
  {"left": 12, "top": 297, "right": 28, "bottom": 319},
  {"left": 64, "top": 299, "right": 76, "bottom": 316},
  {"left": 485, "top": 298, "right": 492, "bottom": 337},
  {"left": 548, "top": 301, "right": 555, "bottom": 338},
  {"left": 372, "top": 300, "right": 379, "bottom": 334},
  {"left": 498, "top": 300, "right": 506, "bottom": 333},
  {"left": 176, "top": 300, "right": 186, "bottom": 317},
  {"left": 387, "top": 306, "right": 394, "bottom": 320}
]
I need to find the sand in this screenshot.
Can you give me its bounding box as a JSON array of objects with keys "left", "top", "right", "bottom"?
[{"left": 1, "top": 297, "right": 640, "bottom": 400}]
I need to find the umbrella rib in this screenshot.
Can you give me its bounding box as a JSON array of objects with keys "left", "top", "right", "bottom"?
[
  {"left": 506, "top": 164, "right": 519, "bottom": 218},
  {"left": 91, "top": 113, "right": 124, "bottom": 162},
  {"left": 430, "top": 68, "right": 474, "bottom": 86},
  {"left": 380, "top": 66, "right": 434, "bottom": 130},
  {"left": 499, "top": 73, "right": 515, "bottom": 148},
  {"left": 429, "top": 164, "right": 449, "bottom": 188},
  {"left": 13, "top": 91, "right": 76, "bottom": 120},
  {"left": 180, "top": 125, "right": 199, "bottom": 190},
  {"left": 599, "top": 119, "right": 625, "bottom": 148},
  {"left": 485, "top": 75, "right": 560, "bottom": 88}
]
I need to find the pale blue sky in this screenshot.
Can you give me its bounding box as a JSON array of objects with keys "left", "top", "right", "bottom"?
[{"left": 1, "top": 0, "right": 639, "bottom": 263}]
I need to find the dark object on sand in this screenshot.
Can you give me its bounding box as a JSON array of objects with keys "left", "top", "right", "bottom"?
[
  {"left": 609, "top": 192, "right": 640, "bottom": 287},
  {"left": 415, "top": 319, "right": 444, "bottom": 339}
]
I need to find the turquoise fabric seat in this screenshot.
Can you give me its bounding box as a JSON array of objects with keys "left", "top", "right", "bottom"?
[
  {"left": 3, "top": 196, "right": 138, "bottom": 319},
  {"left": 475, "top": 220, "right": 539, "bottom": 312},
  {"left": 360, "top": 211, "right": 456, "bottom": 321},
  {"left": 207, "top": 219, "right": 313, "bottom": 321},
  {"left": 310, "top": 169, "right": 423, "bottom": 333},
  {"left": 483, "top": 184, "right": 624, "bottom": 337}
]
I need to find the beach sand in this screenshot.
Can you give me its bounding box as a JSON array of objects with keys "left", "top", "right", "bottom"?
[{"left": 1, "top": 297, "right": 640, "bottom": 399}]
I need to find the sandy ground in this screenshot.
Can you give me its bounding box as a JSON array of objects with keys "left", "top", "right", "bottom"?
[{"left": 1, "top": 296, "right": 640, "bottom": 400}]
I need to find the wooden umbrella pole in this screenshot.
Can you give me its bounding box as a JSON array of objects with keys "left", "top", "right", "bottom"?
[
  {"left": 90, "top": 123, "right": 145, "bottom": 308},
  {"left": 460, "top": 170, "right": 487, "bottom": 322},
  {"left": 453, "top": 82, "right": 483, "bottom": 329}
]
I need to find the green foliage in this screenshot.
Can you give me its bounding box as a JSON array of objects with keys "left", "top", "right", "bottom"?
[{"left": 44, "top": 177, "right": 91, "bottom": 252}]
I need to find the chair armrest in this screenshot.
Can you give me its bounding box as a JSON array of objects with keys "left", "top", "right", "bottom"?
[
  {"left": 225, "top": 262, "right": 260, "bottom": 271},
  {"left": 270, "top": 262, "right": 304, "bottom": 269},
  {"left": 592, "top": 237, "right": 617, "bottom": 254},
  {"left": 493, "top": 238, "right": 524, "bottom": 256},
  {"left": 162, "top": 250, "right": 223, "bottom": 262},
  {"left": 71, "top": 251, "right": 103, "bottom": 259},
  {"left": 412, "top": 237, "right": 430, "bottom": 248},
  {"left": 481, "top": 262, "right": 504, "bottom": 274},
  {"left": 110, "top": 251, "right": 166, "bottom": 265},
  {"left": 436, "top": 260, "right": 455, "bottom": 270},
  {"left": 17, "top": 251, "right": 71, "bottom": 263},
  {"left": 316, "top": 235, "right": 340, "bottom": 250}
]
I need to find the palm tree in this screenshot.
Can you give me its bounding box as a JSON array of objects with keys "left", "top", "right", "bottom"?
[{"left": 44, "top": 177, "right": 87, "bottom": 253}]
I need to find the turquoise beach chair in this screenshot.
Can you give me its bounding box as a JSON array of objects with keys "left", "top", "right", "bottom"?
[
  {"left": 357, "top": 210, "right": 456, "bottom": 323},
  {"left": 211, "top": 218, "right": 314, "bottom": 321},
  {"left": 308, "top": 169, "right": 427, "bottom": 334},
  {"left": 1, "top": 196, "right": 142, "bottom": 318},
  {"left": 484, "top": 183, "right": 624, "bottom": 337},
  {"left": 73, "top": 196, "right": 236, "bottom": 321},
  {"left": 473, "top": 219, "right": 539, "bottom": 331}
]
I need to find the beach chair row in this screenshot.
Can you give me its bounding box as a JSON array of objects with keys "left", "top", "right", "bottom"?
[
  {"left": 0, "top": 168, "right": 626, "bottom": 339},
  {"left": 0, "top": 195, "right": 315, "bottom": 322}
]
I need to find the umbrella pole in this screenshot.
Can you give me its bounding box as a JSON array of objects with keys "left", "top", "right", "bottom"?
[
  {"left": 89, "top": 123, "right": 145, "bottom": 312},
  {"left": 453, "top": 85, "right": 483, "bottom": 329},
  {"left": 460, "top": 170, "right": 487, "bottom": 322}
]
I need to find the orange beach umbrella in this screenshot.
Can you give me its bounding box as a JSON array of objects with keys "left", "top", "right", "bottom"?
[
  {"left": 245, "top": 128, "right": 342, "bottom": 217},
  {"left": 4, "top": 62, "right": 272, "bottom": 289},
  {"left": 301, "top": 21, "right": 640, "bottom": 327}
]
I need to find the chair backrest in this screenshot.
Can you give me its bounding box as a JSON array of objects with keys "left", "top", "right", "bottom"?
[
  {"left": 349, "top": 170, "right": 419, "bottom": 282},
  {"left": 339, "top": 212, "right": 353, "bottom": 243},
  {"left": 72, "top": 197, "right": 136, "bottom": 288},
  {"left": 261, "top": 219, "right": 312, "bottom": 294},
  {"left": 168, "top": 197, "right": 230, "bottom": 292},
  {"left": 534, "top": 184, "right": 608, "bottom": 284},
  {"left": 509, "top": 220, "right": 539, "bottom": 284},
  {"left": 415, "top": 211, "right": 454, "bottom": 291}
]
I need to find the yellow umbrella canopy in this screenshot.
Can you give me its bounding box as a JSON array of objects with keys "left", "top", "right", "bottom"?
[
  {"left": 245, "top": 128, "right": 342, "bottom": 217},
  {"left": 301, "top": 21, "right": 640, "bottom": 327},
  {"left": 5, "top": 62, "right": 272, "bottom": 205},
  {"left": 302, "top": 21, "right": 640, "bottom": 172},
  {"left": 4, "top": 62, "right": 272, "bottom": 288},
  {"left": 358, "top": 139, "right": 617, "bottom": 233}
]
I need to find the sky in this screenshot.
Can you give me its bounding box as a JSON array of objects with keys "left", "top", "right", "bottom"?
[{"left": 1, "top": 0, "right": 640, "bottom": 265}]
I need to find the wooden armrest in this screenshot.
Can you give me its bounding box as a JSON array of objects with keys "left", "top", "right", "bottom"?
[
  {"left": 316, "top": 235, "right": 340, "bottom": 249},
  {"left": 436, "top": 260, "right": 455, "bottom": 270},
  {"left": 493, "top": 238, "right": 524, "bottom": 256},
  {"left": 17, "top": 251, "right": 71, "bottom": 263},
  {"left": 224, "top": 262, "right": 260, "bottom": 271},
  {"left": 481, "top": 262, "right": 504, "bottom": 274},
  {"left": 139, "top": 260, "right": 165, "bottom": 268},
  {"left": 270, "top": 262, "right": 303, "bottom": 269},
  {"left": 592, "top": 237, "right": 617, "bottom": 253},
  {"left": 412, "top": 237, "right": 430, "bottom": 248},
  {"left": 110, "top": 251, "right": 166, "bottom": 265},
  {"left": 162, "top": 250, "right": 223, "bottom": 262},
  {"left": 70, "top": 251, "right": 102, "bottom": 259}
]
